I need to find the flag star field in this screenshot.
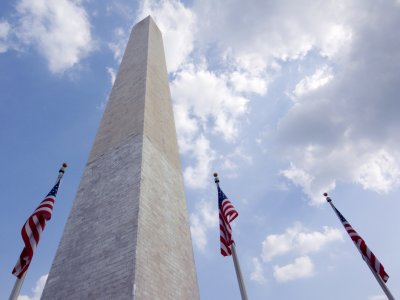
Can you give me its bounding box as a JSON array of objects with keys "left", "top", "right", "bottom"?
[{"left": 1, "top": 0, "right": 400, "bottom": 299}]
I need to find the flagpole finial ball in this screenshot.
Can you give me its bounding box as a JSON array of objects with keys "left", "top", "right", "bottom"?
[
  {"left": 323, "top": 192, "right": 328, "bottom": 197},
  {"left": 62, "top": 162, "right": 68, "bottom": 168},
  {"left": 213, "top": 172, "right": 218, "bottom": 178}
]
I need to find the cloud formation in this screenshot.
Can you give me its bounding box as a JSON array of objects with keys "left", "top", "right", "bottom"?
[
  {"left": 15, "top": 0, "right": 93, "bottom": 73},
  {"left": 278, "top": 1, "right": 400, "bottom": 203},
  {"left": 183, "top": 135, "right": 216, "bottom": 189},
  {"left": 18, "top": 274, "right": 48, "bottom": 300},
  {"left": 251, "top": 223, "right": 342, "bottom": 284},
  {"left": 273, "top": 256, "right": 314, "bottom": 282},
  {"left": 134, "top": 0, "right": 256, "bottom": 189},
  {"left": 132, "top": 0, "right": 354, "bottom": 193},
  {"left": 250, "top": 257, "right": 267, "bottom": 285},
  {"left": 193, "top": 0, "right": 352, "bottom": 68},
  {"left": 0, "top": 21, "right": 11, "bottom": 53},
  {"left": 261, "top": 223, "right": 342, "bottom": 261},
  {"left": 171, "top": 64, "right": 249, "bottom": 142},
  {"left": 108, "top": 27, "right": 128, "bottom": 62},
  {"left": 129, "top": 0, "right": 400, "bottom": 201},
  {"left": 291, "top": 65, "right": 333, "bottom": 100},
  {"left": 190, "top": 200, "right": 218, "bottom": 251}
]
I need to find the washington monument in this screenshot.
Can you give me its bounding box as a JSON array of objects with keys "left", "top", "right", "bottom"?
[{"left": 41, "top": 16, "right": 200, "bottom": 299}]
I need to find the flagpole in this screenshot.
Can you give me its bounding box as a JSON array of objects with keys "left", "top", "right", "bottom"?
[
  {"left": 9, "top": 272, "right": 26, "bottom": 300},
  {"left": 9, "top": 163, "right": 67, "bottom": 300},
  {"left": 214, "top": 173, "right": 249, "bottom": 300},
  {"left": 363, "top": 255, "right": 395, "bottom": 300},
  {"left": 324, "top": 193, "right": 395, "bottom": 300},
  {"left": 230, "top": 242, "right": 249, "bottom": 300}
]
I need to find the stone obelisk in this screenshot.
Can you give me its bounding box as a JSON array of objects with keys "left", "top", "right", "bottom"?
[{"left": 41, "top": 16, "right": 199, "bottom": 300}]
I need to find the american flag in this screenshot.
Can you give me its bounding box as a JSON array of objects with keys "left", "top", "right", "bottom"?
[
  {"left": 218, "top": 186, "right": 238, "bottom": 256},
  {"left": 327, "top": 197, "right": 389, "bottom": 283},
  {"left": 12, "top": 179, "right": 61, "bottom": 278}
]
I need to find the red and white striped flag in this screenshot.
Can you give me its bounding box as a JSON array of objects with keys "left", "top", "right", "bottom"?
[
  {"left": 218, "top": 186, "right": 238, "bottom": 256},
  {"left": 326, "top": 195, "right": 389, "bottom": 282},
  {"left": 12, "top": 178, "right": 62, "bottom": 278}
]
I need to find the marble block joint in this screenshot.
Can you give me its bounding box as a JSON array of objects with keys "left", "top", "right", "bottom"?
[{"left": 41, "top": 16, "right": 199, "bottom": 300}]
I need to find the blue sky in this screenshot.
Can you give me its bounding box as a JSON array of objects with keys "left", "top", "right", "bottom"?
[{"left": 1, "top": 0, "right": 400, "bottom": 299}]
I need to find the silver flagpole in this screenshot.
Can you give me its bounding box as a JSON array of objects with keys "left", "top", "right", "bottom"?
[
  {"left": 9, "top": 272, "right": 26, "bottom": 300},
  {"left": 9, "top": 163, "right": 67, "bottom": 300},
  {"left": 362, "top": 255, "right": 395, "bottom": 300},
  {"left": 214, "top": 173, "right": 249, "bottom": 300},
  {"left": 324, "top": 193, "right": 395, "bottom": 300},
  {"left": 231, "top": 242, "right": 249, "bottom": 300}
]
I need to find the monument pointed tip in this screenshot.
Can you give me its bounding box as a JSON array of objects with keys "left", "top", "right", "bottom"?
[
  {"left": 137, "top": 15, "right": 160, "bottom": 31},
  {"left": 142, "top": 15, "right": 155, "bottom": 23},
  {"left": 136, "top": 15, "right": 155, "bottom": 26}
]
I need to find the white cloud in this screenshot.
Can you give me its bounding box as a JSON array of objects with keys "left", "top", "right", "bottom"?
[
  {"left": 277, "top": 1, "right": 400, "bottom": 202},
  {"left": 135, "top": 0, "right": 400, "bottom": 201},
  {"left": 137, "top": 0, "right": 195, "bottom": 73},
  {"left": 229, "top": 71, "right": 268, "bottom": 95},
  {"left": 250, "top": 257, "right": 267, "bottom": 284},
  {"left": 171, "top": 64, "right": 249, "bottom": 142},
  {"left": 273, "top": 256, "right": 314, "bottom": 282},
  {"left": 133, "top": 0, "right": 285, "bottom": 192},
  {"left": 296, "top": 226, "right": 343, "bottom": 254},
  {"left": 280, "top": 147, "right": 400, "bottom": 205},
  {"left": 261, "top": 226, "right": 296, "bottom": 261},
  {"left": 355, "top": 150, "right": 400, "bottom": 193},
  {"left": 194, "top": 0, "right": 353, "bottom": 72},
  {"left": 292, "top": 65, "right": 333, "bottom": 99},
  {"left": 190, "top": 200, "right": 218, "bottom": 251},
  {"left": 106, "top": 67, "right": 117, "bottom": 86},
  {"left": 0, "top": 21, "right": 11, "bottom": 53},
  {"left": 108, "top": 27, "right": 128, "bottom": 62},
  {"left": 183, "top": 135, "right": 216, "bottom": 189},
  {"left": 18, "top": 274, "right": 48, "bottom": 300},
  {"left": 161, "top": 0, "right": 357, "bottom": 196},
  {"left": 171, "top": 63, "right": 252, "bottom": 188},
  {"left": 173, "top": 103, "right": 200, "bottom": 153},
  {"left": 281, "top": 163, "right": 336, "bottom": 205},
  {"left": 15, "top": 0, "right": 93, "bottom": 73},
  {"left": 232, "top": 52, "right": 269, "bottom": 75},
  {"left": 220, "top": 147, "right": 253, "bottom": 175},
  {"left": 126, "top": 0, "right": 400, "bottom": 200},
  {"left": 319, "top": 24, "right": 352, "bottom": 58},
  {"left": 261, "top": 223, "right": 342, "bottom": 261}
]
